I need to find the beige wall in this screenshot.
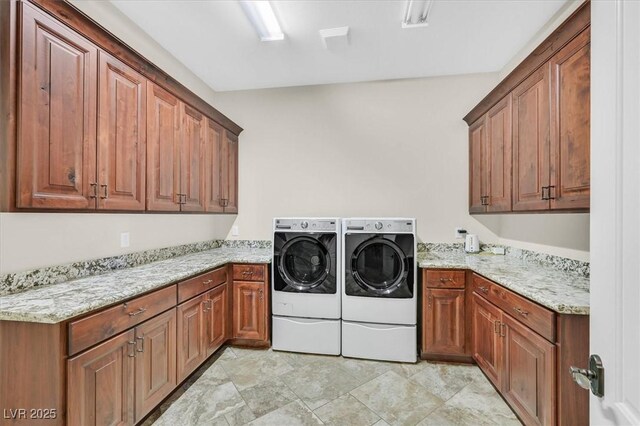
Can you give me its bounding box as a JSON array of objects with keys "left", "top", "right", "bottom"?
[{"left": 0, "top": 0, "right": 589, "bottom": 275}]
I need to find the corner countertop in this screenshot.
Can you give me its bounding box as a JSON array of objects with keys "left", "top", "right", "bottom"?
[
  {"left": 419, "top": 251, "right": 589, "bottom": 315},
  {"left": 0, "top": 247, "right": 272, "bottom": 324}
]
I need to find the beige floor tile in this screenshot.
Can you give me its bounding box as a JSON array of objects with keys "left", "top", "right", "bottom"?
[
  {"left": 248, "top": 400, "right": 323, "bottom": 426},
  {"left": 220, "top": 350, "right": 294, "bottom": 390},
  {"left": 337, "top": 357, "right": 393, "bottom": 382},
  {"left": 417, "top": 380, "right": 522, "bottom": 426},
  {"left": 240, "top": 377, "right": 298, "bottom": 417},
  {"left": 280, "top": 361, "right": 365, "bottom": 410},
  {"left": 351, "top": 370, "right": 443, "bottom": 426},
  {"left": 314, "top": 393, "right": 380, "bottom": 426},
  {"left": 224, "top": 404, "right": 257, "bottom": 426},
  {"left": 410, "top": 362, "right": 484, "bottom": 400}
]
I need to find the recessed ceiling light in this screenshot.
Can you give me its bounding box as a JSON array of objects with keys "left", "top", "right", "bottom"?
[{"left": 239, "top": 1, "right": 284, "bottom": 42}]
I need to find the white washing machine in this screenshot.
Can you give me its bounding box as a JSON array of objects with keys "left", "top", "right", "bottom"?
[
  {"left": 341, "top": 218, "right": 417, "bottom": 363},
  {"left": 272, "top": 218, "right": 341, "bottom": 355}
]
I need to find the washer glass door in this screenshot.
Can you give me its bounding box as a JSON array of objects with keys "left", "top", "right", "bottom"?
[
  {"left": 279, "top": 236, "right": 331, "bottom": 291},
  {"left": 351, "top": 237, "right": 408, "bottom": 295}
]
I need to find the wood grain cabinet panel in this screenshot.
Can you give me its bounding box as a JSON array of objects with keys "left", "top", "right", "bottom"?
[
  {"left": 220, "top": 130, "right": 239, "bottom": 213},
  {"left": 17, "top": 3, "right": 98, "bottom": 209},
  {"left": 180, "top": 103, "right": 206, "bottom": 212},
  {"left": 204, "top": 283, "right": 229, "bottom": 356},
  {"left": 134, "top": 309, "right": 176, "bottom": 422},
  {"left": 502, "top": 314, "right": 556, "bottom": 426},
  {"left": 550, "top": 28, "right": 591, "bottom": 210},
  {"left": 485, "top": 95, "right": 512, "bottom": 212},
  {"left": 512, "top": 64, "right": 551, "bottom": 211},
  {"left": 423, "top": 288, "right": 466, "bottom": 356},
  {"left": 67, "top": 330, "right": 135, "bottom": 426},
  {"left": 97, "top": 52, "right": 146, "bottom": 210},
  {"left": 232, "top": 281, "right": 266, "bottom": 341},
  {"left": 146, "top": 82, "right": 180, "bottom": 211},
  {"left": 472, "top": 293, "right": 503, "bottom": 389},
  {"left": 205, "top": 119, "right": 224, "bottom": 213},
  {"left": 468, "top": 117, "right": 487, "bottom": 213},
  {"left": 176, "top": 295, "right": 206, "bottom": 382}
]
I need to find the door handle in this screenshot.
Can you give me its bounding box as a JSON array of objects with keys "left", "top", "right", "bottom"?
[
  {"left": 570, "top": 354, "right": 604, "bottom": 397},
  {"left": 136, "top": 335, "right": 144, "bottom": 353}
]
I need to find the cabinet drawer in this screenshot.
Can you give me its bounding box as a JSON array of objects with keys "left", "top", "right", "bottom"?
[
  {"left": 472, "top": 274, "right": 556, "bottom": 342},
  {"left": 68, "top": 285, "right": 177, "bottom": 356},
  {"left": 424, "top": 269, "right": 466, "bottom": 289},
  {"left": 178, "top": 266, "right": 227, "bottom": 303},
  {"left": 232, "top": 264, "right": 265, "bottom": 282}
]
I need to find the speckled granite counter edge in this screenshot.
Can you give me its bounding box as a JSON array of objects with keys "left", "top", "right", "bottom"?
[{"left": 0, "top": 240, "right": 272, "bottom": 296}]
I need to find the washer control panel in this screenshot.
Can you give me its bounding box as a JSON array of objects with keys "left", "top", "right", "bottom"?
[
  {"left": 344, "top": 219, "right": 415, "bottom": 233},
  {"left": 274, "top": 218, "right": 338, "bottom": 232}
]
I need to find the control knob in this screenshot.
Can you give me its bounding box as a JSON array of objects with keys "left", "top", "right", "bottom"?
[
  {"left": 301, "top": 221, "right": 309, "bottom": 229},
  {"left": 375, "top": 221, "right": 383, "bottom": 230}
]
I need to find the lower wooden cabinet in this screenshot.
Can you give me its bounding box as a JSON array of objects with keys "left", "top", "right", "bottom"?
[
  {"left": 205, "top": 283, "right": 230, "bottom": 355},
  {"left": 233, "top": 281, "right": 266, "bottom": 341},
  {"left": 177, "top": 294, "right": 207, "bottom": 382},
  {"left": 423, "top": 288, "right": 466, "bottom": 356},
  {"left": 471, "top": 293, "right": 503, "bottom": 388},
  {"left": 67, "top": 309, "right": 177, "bottom": 425},
  {"left": 67, "top": 330, "right": 135, "bottom": 426}
]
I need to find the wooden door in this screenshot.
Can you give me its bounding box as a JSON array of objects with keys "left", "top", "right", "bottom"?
[
  {"left": 550, "top": 28, "right": 591, "bottom": 210},
  {"left": 423, "top": 288, "right": 465, "bottom": 355},
  {"left": 146, "top": 82, "right": 180, "bottom": 211},
  {"left": 205, "top": 119, "right": 224, "bottom": 213},
  {"left": 97, "top": 52, "right": 146, "bottom": 211},
  {"left": 67, "top": 330, "right": 135, "bottom": 426},
  {"left": 176, "top": 295, "right": 206, "bottom": 382},
  {"left": 204, "top": 284, "right": 228, "bottom": 356},
  {"left": 472, "top": 293, "right": 503, "bottom": 389},
  {"left": 512, "top": 64, "right": 551, "bottom": 211},
  {"left": 180, "top": 103, "right": 206, "bottom": 212},
  {"left": 232, "top": 281, "right": 265, "bottom": 340},
  {"left": 502, "top": 314, "right": 556, "bottom": 426},
  {"left": 469, "top": 116, "right": 487, "bottom": 213},
  {"left": 485, "top": 95, "right": 512, "bottom": 212},
  {"left": 18, "top": 3, "right": 98, "bottom": 209},
  {"left": 225, "top": 132, "right": 239, "bottom": 213},
  {"left": 134, "top": 309, "right": 176, "bottom": 422}
]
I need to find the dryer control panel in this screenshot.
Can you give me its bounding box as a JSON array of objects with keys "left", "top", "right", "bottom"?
[
  {"left": 344, "top": 218, "right": 415, "bottom": 233},
  {"left": 274, "top": 218, "right": 338, "bottom": 232}
]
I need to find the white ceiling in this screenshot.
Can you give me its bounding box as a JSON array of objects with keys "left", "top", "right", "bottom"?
[{"left": 110, "top": 0, "right": 568, "bottom": 92}]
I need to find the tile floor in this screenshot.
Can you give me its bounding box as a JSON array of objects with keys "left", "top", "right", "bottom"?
[{"left": 143, "top": 347, "right": 521, "bottom": 426}]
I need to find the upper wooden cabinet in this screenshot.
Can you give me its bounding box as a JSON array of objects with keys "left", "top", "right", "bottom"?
[
  {"left": 549, "top": 28, "right": 591, "bottom": 210},
  {"left": 5, "top": 0, "right": 241, "bottom": 213},
  {"left": 17, "top": 3, "right": 98, "bottom": 210},
  {"left": 97, "top": 52, "right": 147, "bottom": 211},
  {"left": 465, "top": 2, "right": 590, "bottom": 214}
]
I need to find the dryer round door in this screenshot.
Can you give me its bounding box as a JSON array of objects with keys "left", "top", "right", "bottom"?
[
  {"left": 350, "top": 237, "right": 408, "bottom": 296},
  {"left": 278, "top": 236, "right": 331, "bottom": 291}
]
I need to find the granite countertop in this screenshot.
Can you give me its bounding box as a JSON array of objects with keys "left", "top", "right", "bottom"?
[
  {"left": 0, "top": 247, "right": 272, "bottom": 324},
  {"left": 419, "top": 251, "right": 589, "bottom": 315}
]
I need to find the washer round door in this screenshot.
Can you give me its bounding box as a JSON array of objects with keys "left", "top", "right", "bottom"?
[
  {"left": 278, "top": 236, "right": 331, "bottom": 291},
  {"left": 350, "top": 237, "right": 409, "bottom": 295}
]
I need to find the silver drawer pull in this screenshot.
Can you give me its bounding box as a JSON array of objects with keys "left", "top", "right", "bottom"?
[
  {"left": 479, "top": 286, "right": 489, "bottom": 294},
  {"left": 439, "top": 278, "right": 452, "bottom": 283},
  {"left": 128, "top": 307, "right": 147, "bottom": 317},
  {"left": 513, "top": 307, "right": 529, "bottom": 317},
  {"left": 203, "top": 279, "right": 213, "bottom": 285}
]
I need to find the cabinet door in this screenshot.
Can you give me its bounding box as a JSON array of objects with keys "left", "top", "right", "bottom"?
[
  {"left": 549, "top": 29, "right": 590, "bottom": 210},
  {"left": 471, "top": 293, "right": 502, "bottom": 389},
  {"left": 502, "top": 314, "right": 556, "bottom": 426},
  {"left": 134, "top": 309, "right": 176, "bottom": 422},
  {"left": 220, "top": 130, "right": 239, "bottom": 213},
  {"left": 512, "top": 64, "right": 551, "bottom": 211},
  {"left": 204, "top": 284, "right": 229, "bottom": 356},
  {"left": 67, "top": 330, "right": 135, "bottom": 426},
  {"left": 176, "top": 295, "right": 206, "bottom": 382},
  {"left": 423, "top": 288, "right": 465, "bottom": 355},
  {"left": 485, "top": 95, "right": 512, "bottom": 212},
  {"left": 18, "top": 3, "right": 97, "bottom": 209},
  {"left": 146, "top": 82, "right": 180, "bottom": 211},
  {"left": 180, "top": 103, "right": 206, "bottom": 212},
  {"left": 205, "top": 119, "right": 224, "bottom": 213},
  {"left": 469, "top": 117, "right": 487, "bottom": 213},
  {"left": 232, "top": 281, "right": 265, "bottom": 341},
  {"left": 97, "top": 52, "right": 146, "bottom": 211}
]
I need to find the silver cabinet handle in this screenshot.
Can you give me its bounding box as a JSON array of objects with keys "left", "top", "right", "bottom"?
[
  {"left": 513, "top": 307, "right": 529, "bottom": 317},
  {"left": 136, "top": 335, "right": 144, "bottom": 353},
  {"left": 127, "top": 307, "right": 147, "bottom": 317}
]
